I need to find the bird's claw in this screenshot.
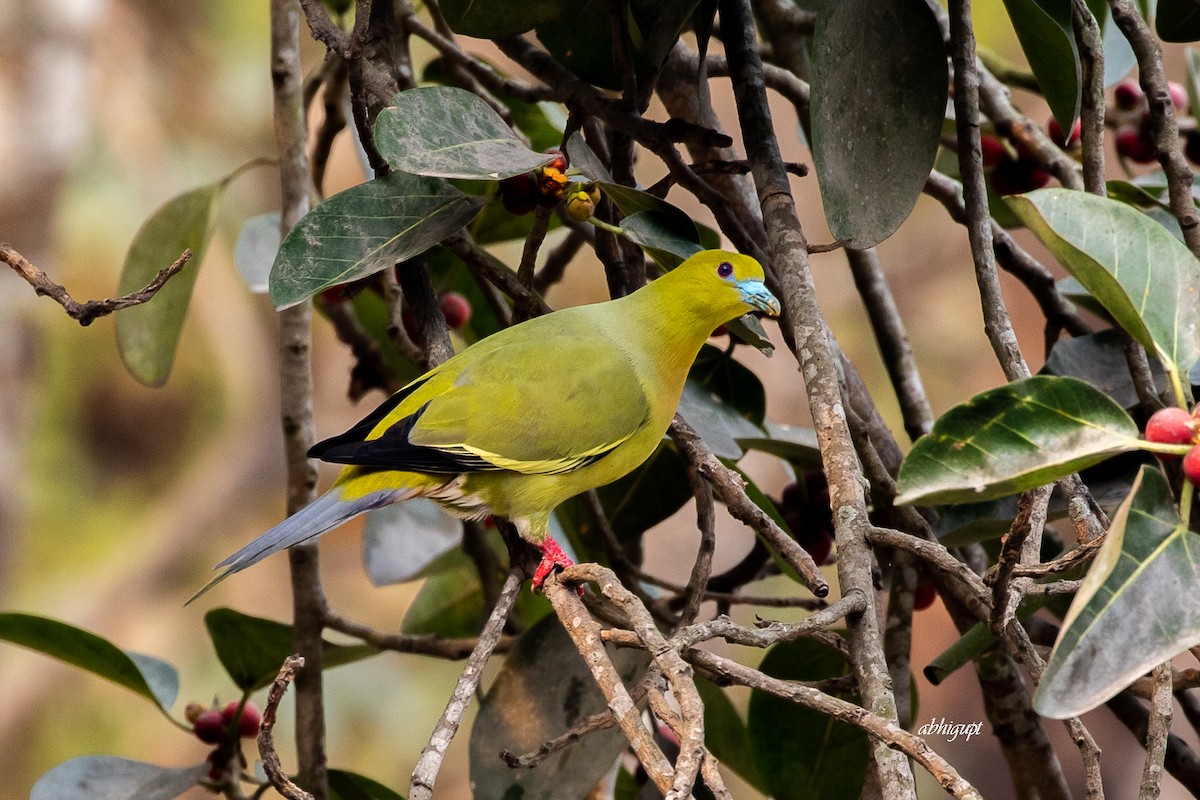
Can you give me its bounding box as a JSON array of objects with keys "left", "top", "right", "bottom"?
[{"left": 532, "top": 538, "right": 583, "bottom": 596}]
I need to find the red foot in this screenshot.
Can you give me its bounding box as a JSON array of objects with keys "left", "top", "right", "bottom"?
[{"left": 531, "top": 538, "right": 582, "bottom": 595}]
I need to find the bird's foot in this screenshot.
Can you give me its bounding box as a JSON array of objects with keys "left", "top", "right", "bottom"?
[{"left": 531, "top": 538, "right": 583, "bottom": 596}]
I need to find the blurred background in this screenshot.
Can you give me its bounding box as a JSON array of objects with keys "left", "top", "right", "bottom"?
[{"left": 0, "top": 0, "right": 1192, "bottom": 797}]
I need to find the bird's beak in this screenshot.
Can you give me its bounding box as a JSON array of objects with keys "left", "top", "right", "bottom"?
[{"left": 738, "top": 280, "right": 781, "bottom": 317}]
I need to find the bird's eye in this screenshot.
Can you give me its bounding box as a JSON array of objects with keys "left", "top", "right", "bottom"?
[{"left": 717, "top": 262, "right": 734, "bottom": 278}]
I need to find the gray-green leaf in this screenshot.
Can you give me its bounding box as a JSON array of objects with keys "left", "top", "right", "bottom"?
[
  {"left": 1008, "top": 188, "right": 1200, "bottom": 389},
  {"left": 895, "top": 375, "right": 1140, "bottom": 506},
  {"left": 375, "top": 86, "right": 555, "bottom": 180},
  {"left": 1036, "top": 466, "right": 1200, "bottom": 718},
  {"left": 811, "top": 0, "right": 947, "bottom": 248},
  {"left": 0, "top": 613, "right": 178, "bottom": 711},
  {"left": 269, "top": 172, "right": 483, "bottom": 309},
  {"left": 31, "top": 757, "right": 206, "bottom": 800},
  {"left": 115, "top": 183, "right": 221, "bottom": 386}
]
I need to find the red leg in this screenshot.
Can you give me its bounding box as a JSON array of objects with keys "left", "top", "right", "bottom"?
[{"left": 531, "top": 537, "right": 582, "bottom": 595}]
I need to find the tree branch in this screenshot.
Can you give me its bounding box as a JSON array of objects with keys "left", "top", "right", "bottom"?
[{"left": 1, "top": 244, "right": 191, "bottom": 326}]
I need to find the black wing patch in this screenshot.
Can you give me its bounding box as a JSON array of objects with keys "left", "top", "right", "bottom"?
[
  {"left": 312, "top": 401, "right": 502, "bottom": 474},
  {"left": 308, "top": 377, "right": 425, "bottom": 460}
]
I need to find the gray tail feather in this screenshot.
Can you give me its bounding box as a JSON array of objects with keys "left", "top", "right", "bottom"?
[{"left": 187, "top": 487, "right": 405, "bottom": 603}]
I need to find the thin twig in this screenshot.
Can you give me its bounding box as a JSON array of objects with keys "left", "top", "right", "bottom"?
[
  {"left": 258, "top": 655, "right": 314, "bottom": 800},
  {"left": 1, "top": 244, "right": 191, "bottom": 326},
  {"left": 688, "top": 648, "right": 984, "bottom": 799},
  {"left": 947, "top": 0, "right": 1030, "bottom": 382},
  {"left": 409, "top": 570, "right": 524, "bottom": 800},
  {"left": 1142, "top": 662, "right": 1174, "bottom": 799},
  {"left": 669, "top": 417, "right": 829, "bottom": 598},
  {"left": 719, "top": 0, "right": 912, "bottom": 789},
  {"left": 558, "top": 564, "right": 709, "bottom": 799},
  {"left": 543, "top": 574, "right": 677, "bottom": 795}
]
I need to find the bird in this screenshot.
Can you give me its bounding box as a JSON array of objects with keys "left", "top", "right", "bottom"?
[{"left": 197, "top": 249, "right": 780, "bottom": 597}]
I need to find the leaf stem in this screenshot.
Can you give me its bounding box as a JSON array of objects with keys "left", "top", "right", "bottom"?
[
  {"left": 1167, "top": 362, "right": 1190, "bottom": 409},
  {"left": 1135, "top": 440, "right": 1193, "bottom": 456},
  {"left": 1180, "top": 481, "right": 1194, "bottom": 527},
  {"left": 586, "top": 215, "right": 625, "bottom": 237}
]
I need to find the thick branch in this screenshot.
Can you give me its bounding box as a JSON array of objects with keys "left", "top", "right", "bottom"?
[{"left": 718, "top": 0, "right": 913, "bottom": 791}]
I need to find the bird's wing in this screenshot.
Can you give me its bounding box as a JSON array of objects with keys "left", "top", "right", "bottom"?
[{"left": 312, "top": 333, "right": 652, "bottom": 476}]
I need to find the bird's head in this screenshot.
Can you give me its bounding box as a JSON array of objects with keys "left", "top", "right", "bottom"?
[{"left": 672, "top": 250, "right": 781, "bottom": 320}]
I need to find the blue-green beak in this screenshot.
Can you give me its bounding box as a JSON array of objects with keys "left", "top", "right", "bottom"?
[{"left": 738, "top": 279, "right": 781, "bottom": 317}]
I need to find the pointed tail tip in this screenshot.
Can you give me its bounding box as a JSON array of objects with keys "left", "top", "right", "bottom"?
[{"left": 184, "top": 485, "right": 409, "bottom": 605}]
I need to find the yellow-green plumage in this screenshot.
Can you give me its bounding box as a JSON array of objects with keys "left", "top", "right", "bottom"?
[{"left": 203, "top": 250, "right": 778, "bottom": 593}]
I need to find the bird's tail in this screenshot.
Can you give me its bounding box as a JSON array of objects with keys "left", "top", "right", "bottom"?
[{"left": 188, "top": 484, "right": 408, "bottom": 603}]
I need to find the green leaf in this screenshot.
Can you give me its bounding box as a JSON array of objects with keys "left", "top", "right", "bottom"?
[
  {"left": 597, "top": 442, "right": 693, "bottom": 540},
  {"left": 736, "top": 421, "right": 822, "bottom": 468},
  {"left": 748, "top": 639, "right": 869, "bottom": 800},
  {"left": 619, "top": 210, "right": 703, "bottom": 268},
  {"left": 31, "top": 757, "right": 206, "bottom": 800},
  {"left": 695, "top": 676, "right": 768, "bottom": 792},
  {"left": 234, "top": 211, "right": 280, "bottom": 294},
  {"left": 0, "top": 613, "right": 178, "bottom": 711},
  {"left": 1043, "top": 329, "right": 1167, "bottom": 410},
  {"left": 401, "top": 552, "right": 552, "bottom": 637},
  {"left": 1157, "top": 0, "right": 1200, "bottom": 41},
  {"left": 1002, "top": 0, "right": 1081, "bottom": 129},
  {"left": 810, "top": 0, "right": 947, "bottom": 248},
  {"left": 439, "top": 0, "right": 564, "bottom": 37},
  {"left": 115, "top": 183, "right": 221, "bottom": 386},
  {"left": 691, "top": 344, "right": 767, "bottom": 424},
  {"left": 536, "top": 0, "right": 699, "bottom": 90},
  {"left": 1036, "top": 466, "right": 1200, "bottom": 717},
  {"left": 269, "top": 172, "right": 483, "bottom": 309},
  {"left": 895, "top": 375, "right": 1140, "bottom": 506},
  {"left": 1008, "top": 188, "right": 1200, "bottom": 390},
  {"left": 469, "top": 615, "right": 647, "bottom": 800},
  {"left": 204, "top": 608, "right": 378, "bottom": 692},
  {"left": 678, "top": 381, "right": 762, "bottom": 461},
  {"left": 375, "top": 87, "right": 556, "bottom": 180},
  {"left": 328, "top": 769, "right": 406, "bottom": 800}
]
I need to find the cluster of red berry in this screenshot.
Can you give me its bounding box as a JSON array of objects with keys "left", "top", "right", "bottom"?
[
  {"left": 1143, "top": 406, "right": 1200, "bottom": 483},
  {"left": 186, "top": 700, "right": 262, "bottom": 781},
  {"left": 1110, "top": 79, "right": 1195, "bottom": 164},
  {"left": 499, "top": 149, "right": 600, "bottom": 222},
  {"left": 980, "top": 119, "right": 1077, "bottom": 197}
]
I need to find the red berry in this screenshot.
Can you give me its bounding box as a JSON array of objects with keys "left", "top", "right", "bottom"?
[
  {"left": 710, "top": 325, "right": 729, "bottom": 338},
  {"left": 1047, "top": 117, "right": 1081, "bottom": 148},
  {"left": 543, "top": 148, "right": 568, "bottom": 172},
  {"left": 222, "top": 701, "right": 262, "bottom": 738},
  {"left": 438, "top": 291, "right": 472, "bottom": 330},
  {"left": 1115, "top": 127, "right": 1157, "bottom": 163},
  {"left": 913, "top": 582, "right": 938, "bottom": 611},
  {"left": 319, "top": 285, "right": 348, "bottom": 304},
  {"left": 500, "top": 172, "right": 537, "bottom": 216},
  {"left": 980, "top": 135, "right": 1005, "bottom": 168},
  {"left": 799, "top": 530, "right": 833, "bottom": 566},
  {"left": 1114, "top": 80, "right": 1144, "bottom": 111},
  {"left": 193, "top": 709, "right": 225, "bottom": 744},
  {"left": 1146, "top": 407, "right": 1196, "bottom": 445},
  {"left": 1169, "top": 81, "right": 1189, "bottom": 112},
  {"left": 990, "top": 157, "right": 1050, "bottom": 195},
  {"left": 1185, "top": 446, "right": 1200, "bottom": 486}
]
